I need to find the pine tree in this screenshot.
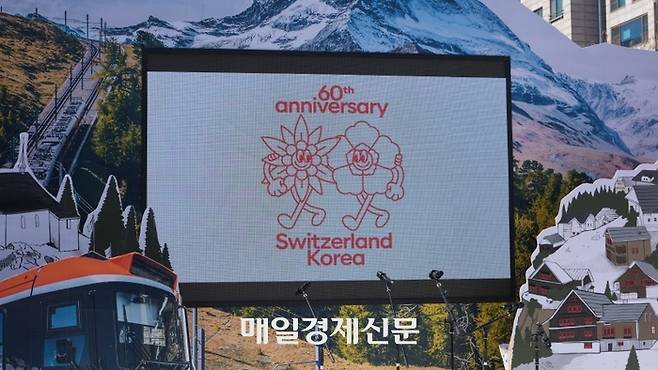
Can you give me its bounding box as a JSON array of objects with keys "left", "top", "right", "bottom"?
[
  {"left": 161, "top": 243, "right": 172, "bottom": 269},
  {"left": 140, "top": 208, "right": 162, "bottom": 263},
  {"left": 604, "top": 281, "right": 613, "bottom": 300},
  {"left": 625, "top": 346, "right": 640, "bottom": 370},
  {"left": 122, "top": 206, "right": 141, "bottom": 254},
  {"left": 91, "top": 176, "right": 125, "bottom": 256},
  {"left": 57, "top": 175, "right": 79, "bottom": 218}
]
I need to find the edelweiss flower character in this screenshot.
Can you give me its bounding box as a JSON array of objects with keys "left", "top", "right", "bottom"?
[
  {"left": 331, "top": 121, "right": 404, "bottom": 231},
  {"left": 261, "top": 115, "right": 340, "bottom": 229}
]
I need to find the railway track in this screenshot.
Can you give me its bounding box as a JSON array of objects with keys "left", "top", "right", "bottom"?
[
  {"left": 25, "top": 41, "right": 101, "bottom": 185},
  {"left": 27, "top": 41, "right": 99, "bottom": 158}
]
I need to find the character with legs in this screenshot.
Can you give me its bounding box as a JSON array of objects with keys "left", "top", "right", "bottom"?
[
  {"left": 261, "top": 115, "right": 339, "bottom": 229},
  {"left": 331, "top": 121, "right": 405, "bottom": 231}
]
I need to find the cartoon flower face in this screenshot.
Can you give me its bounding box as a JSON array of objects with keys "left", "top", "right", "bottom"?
[
  {"left": 332, "top": 121, "right": 401, "bottom": 196},
  {"left": 262, "top": 115, "right": 339, "bottom": 195}
]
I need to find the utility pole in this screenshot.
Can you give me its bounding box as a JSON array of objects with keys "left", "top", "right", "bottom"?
[
  {"left": 99, "top": 17, "right": 103, "bottom": 60},
  {"left": 64, "top": 10, "right": 67, "bottom": 27},
  {"left": 54, "top": 86, "right": 58, "bottom": 114},
  {"left": 86, "top": 14, "right": 89, "bottom": 42},
  {"left": 35, "top": 8, "right": 38, "bottom": 16}
]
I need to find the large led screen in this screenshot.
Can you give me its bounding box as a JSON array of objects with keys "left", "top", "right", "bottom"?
[{"left": 144, "top": 50, "right": 513, "bottom": 305}]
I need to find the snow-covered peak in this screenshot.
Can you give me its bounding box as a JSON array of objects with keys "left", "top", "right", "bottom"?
[{"left": 97, "top": 0, "right": 658, "bottom": 175}]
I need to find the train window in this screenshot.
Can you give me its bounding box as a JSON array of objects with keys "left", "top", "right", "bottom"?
[
  {"left": 48, "top": 303, "right": 79, "bottom": 330},
  {"left": 43, "top": 335, "right": 85, "bottom": 368},
  {"left": 115, "top": 291, "right": 187, "bottom": 367}
]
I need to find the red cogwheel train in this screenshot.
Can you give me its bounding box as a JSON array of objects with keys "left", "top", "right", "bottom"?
[{"left": 0, "top": 252, "right": 192, "bottom": 369}]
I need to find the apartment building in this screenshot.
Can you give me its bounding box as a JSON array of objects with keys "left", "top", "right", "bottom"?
[
  {"left": 520, "top": 0, "right": 658, "bottom": 50},
  {"left": 521, "top": 0, "right": 606, "bottom": 46},
  {"left": 607, "top": 0, "right": 658, "bottom": 50}
]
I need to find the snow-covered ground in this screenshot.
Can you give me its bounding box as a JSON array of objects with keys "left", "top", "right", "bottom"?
[
  {"left": 542, "top": 217, "right": 628, "bottom": 294},
  {"left": 516, "top": 342, "right": 658, "bottom": 370},
  {"left": 521, "top": 292, "right": 561, "bottom": 310},
  {"left": 0, "top": 242, "right": 84, "bottom": 280}
]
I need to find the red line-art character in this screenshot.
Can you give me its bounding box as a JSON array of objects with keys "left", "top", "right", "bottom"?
[
  {"left": 261, "top": 115, "right": 340, "bottom": 229},
  {"left": 331, "top": 121, "right": 404, "bottom": 231}
]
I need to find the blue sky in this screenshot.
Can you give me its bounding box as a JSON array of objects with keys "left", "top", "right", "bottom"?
[{"left": 1, "top": 0, "right": 253, "bottom": 27}]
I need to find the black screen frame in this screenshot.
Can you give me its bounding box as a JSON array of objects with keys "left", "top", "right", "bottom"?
[{"left": 142, "top": 48, "right": 515, "bottom": 306}]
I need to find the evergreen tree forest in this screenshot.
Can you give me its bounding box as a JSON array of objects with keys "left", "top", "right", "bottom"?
[
  {"left": 559, "top": 186, "right": 630, "bottom": 223},
  {"left": 88, "top": 176, "right": 171, "bottom": 268},
  {"left": 91, "top": 34, "right": 164, "bottom": 207}
]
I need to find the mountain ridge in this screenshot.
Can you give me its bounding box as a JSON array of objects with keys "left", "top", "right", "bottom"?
[{"left": 97, "top": 0, "right": 657, "bottom": 176}]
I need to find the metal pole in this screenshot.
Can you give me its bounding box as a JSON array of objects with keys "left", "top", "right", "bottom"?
[
  {"left": 534, "top": 338, "right": 539, "bottom": 370},
  {"left": 383, "top": 282, "right": 407, "bottom": 369},
  {"left": 449, "top": 319, "right": 455, "bottom": 370},
  {"left": 192, "top": 308, "right": 198, "bottom": 368},
  {"left": 482, "top": 327, "right": 488, "bottom": 370},
  {"left": 64, "top": 10, "right": 67, "bottom": 27},
  {"left": 86, "top": 14, "right": 89, "bottom": 41},
  {"left": 197, "top": 327, "right": 205, "bottom": 370},
  {"left": 301, "top": 291, "right": 333, "bottom": 369},
  {"left": 315, "top": 339, "right": 324, "bottom": 370}
]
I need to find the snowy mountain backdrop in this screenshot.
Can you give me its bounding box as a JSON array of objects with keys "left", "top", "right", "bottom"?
[{"left": 96, "top": 0, "right": 658, "bottom": 178}]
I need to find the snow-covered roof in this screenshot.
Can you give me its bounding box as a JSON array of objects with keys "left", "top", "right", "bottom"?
[
  {"left": 600, "top": 303, "right": 649, "bottom": 323},
  {"left": 531, "top": 261, "right": 591, "bottom": 284},
  {"left": 0, "top": 172, "right": 78, "bottom": 218},
  {"left": 531, "top": 261, "right": 572, "bottom": 284},
  {"left": 632, "top": 170, "right": 658, "bottom": 184},
  {"left": 625, "top": 261, "right": 658, "bottom": 284},
  {"left": 541, "top": 233, "right": 565, "bottom": 245},
  {"left": 605, "top": 226, "right": 650, "bottom": 243},
  {"left": 545, "top": 289, "right": 611, "bottom": 325},
  {"left": 563, "top": 268, "right": 592, "bottom": 282},
  {"left": 572, "top": 290, "right": 611, "bottom": 317},
  {"left": 0, "top": 133, "right": 77, "bottom": 218},
  {"left": 633, "top": 186, "right": 658, "bottom": 213},
  {"left": 596, "top": 208, "right": 618, "bottom": 218}
]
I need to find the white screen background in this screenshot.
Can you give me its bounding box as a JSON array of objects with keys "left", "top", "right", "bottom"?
[{"left": 147, "top": 72, "right": 510, "bottom": 283}]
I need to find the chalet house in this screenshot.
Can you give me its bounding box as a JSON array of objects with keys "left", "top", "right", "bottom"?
[
  {"left": 528, "top": 261, "right": 593, "bottom": 300},
  {"left": 0, "top": 133, "right": 84, "bottom": 251},
  {"left": 632, "top": 170, "right": 658, "bottom": 186},
  {"left": 557, "top": 209, "right": 617, "bottom": 240},
  {"left": 627, "top": 186, "right": 658, "bottom": 231},
  {"left": 539, "top": 233, "right": 565, "bottom": 253},
  {"left": 615, "top": 261, "right": 658, "bottom": 299},
  {"left": 595, "top": 208, "right": 618, "bottom": 228},
  {"left": 605, "top": 227, "right": 652, "bottom": 266},
  {"left": 546, "top": 290, "right": 658, "bottom": 354},
  {"left": 558, "top": 214, "right": 596, "bottom": 239},
  {"left": 615, "top": 176, "right": 634, "bottom": 193}
]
